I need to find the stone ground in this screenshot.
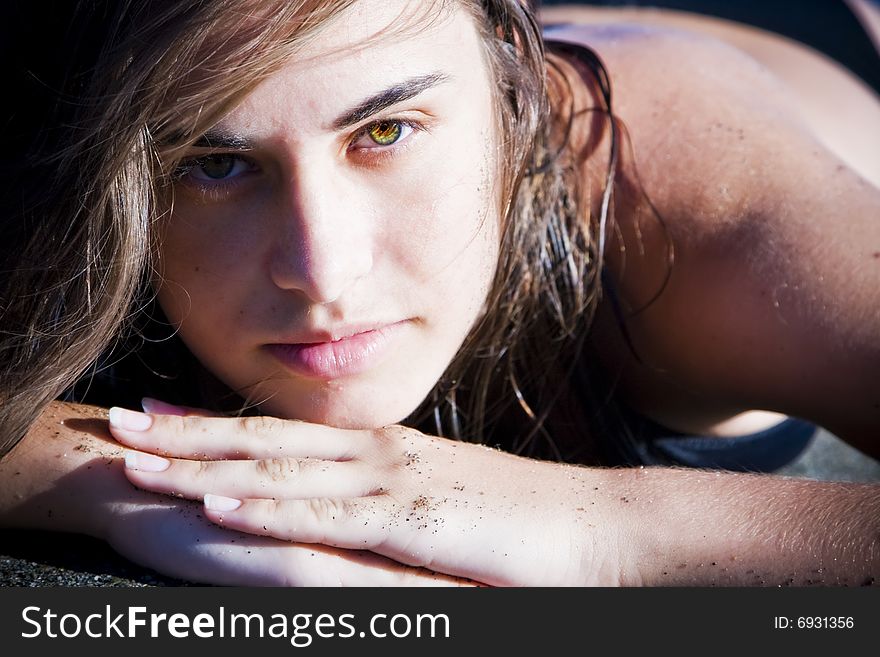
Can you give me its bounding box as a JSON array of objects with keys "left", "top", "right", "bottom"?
[{"left": 1, "top": 429, "right": 877, "bottom": 587}]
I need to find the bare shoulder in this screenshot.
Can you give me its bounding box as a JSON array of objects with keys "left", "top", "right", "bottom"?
[
  {"left": 543, "top": 20, "right": 880, "bottom": 451},
  {"left": 549, "top": 23, "right": 796, "bottom": 220},
  {"left": 543, "top": 12, "right": 880, "bottom": 190}
]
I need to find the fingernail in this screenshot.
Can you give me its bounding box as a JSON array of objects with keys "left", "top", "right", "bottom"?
[
  {"left": 109, "top": 407, "right": 153, "bottom": 432},
  {"left": 141, "top": 397, "right": 187, "bottom": 416},
  {"left": 124, "top": 450, "right": 170, "bottom": 472},
  {"left": 204, "top": 493, "right": 242, "bottom": 512}
]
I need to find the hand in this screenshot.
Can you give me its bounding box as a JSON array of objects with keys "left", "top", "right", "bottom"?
[
  {"left": 102, "top": 494, "right": 472, "bottom": 586},
  {"left": 110, "top": 404, "right": 622, "bottom": 586},
  {"left": 0, "top": 401, "right": 466, "bottom": 587}
]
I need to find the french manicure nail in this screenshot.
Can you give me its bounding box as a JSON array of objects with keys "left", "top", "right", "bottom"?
[
  {"left": 109, "top": 407, "right": 153, "bottom": 432},
  {"left": 141, "top": 397, "right": 187, "bottom": 416},
  {"left": 124, "top": 450, "right": 170, "bottom": 472},
  {"left": 204, "top": 494, "right": 242, "bottom": 512}
]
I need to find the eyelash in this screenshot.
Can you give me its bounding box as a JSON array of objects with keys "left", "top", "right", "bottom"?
[{"left": 173, "top": 117, "right": 425, "bottom": 195}]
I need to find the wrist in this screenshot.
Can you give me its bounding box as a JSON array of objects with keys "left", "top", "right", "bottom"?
[
  {"left": 576, "top": 466, "right": 655, "bottom": 587},
  {"left": 546, "top": 463, "right": 648, "bottom": 586},
  {"left": 583, "top": 466, "right": 723, "bottom": 586}
]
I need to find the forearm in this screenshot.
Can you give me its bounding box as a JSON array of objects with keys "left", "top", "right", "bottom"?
[
  {"left": 595, "top": 466, "right": 880, "bottom": 586},
  {"left": 0, "top": 401, "right": 127, "bottom": 538}
]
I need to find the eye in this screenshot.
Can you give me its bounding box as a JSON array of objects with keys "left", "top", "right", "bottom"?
[
  {"left": 367, "top": 121, "right": 404, "bottom": 145},
  {"left": 350, "top": 120, "right": 415, "bottom": 151},
  {"left": 178, "top": 154, "right": 255, "bottom": 182}
]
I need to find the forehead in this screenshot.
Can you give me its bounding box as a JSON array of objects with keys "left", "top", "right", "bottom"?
[
  {"left": 214, "top": 0, "right": 487, "bottom": 131},
  {"left": 297, "top": 0, "right": 467, "bottom": 60}
]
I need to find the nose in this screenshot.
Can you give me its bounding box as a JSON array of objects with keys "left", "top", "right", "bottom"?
[{"left": 268, "top": 168, "right": 373, "bottom": 304}]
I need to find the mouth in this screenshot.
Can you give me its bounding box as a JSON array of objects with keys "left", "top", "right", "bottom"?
[{"left": 264, "top": 320, "right": 410, "bottom": 380}]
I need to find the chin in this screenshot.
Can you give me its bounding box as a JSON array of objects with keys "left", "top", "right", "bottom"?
[{"left": 257, "top": 391, "right": 423, "bottom": 430}]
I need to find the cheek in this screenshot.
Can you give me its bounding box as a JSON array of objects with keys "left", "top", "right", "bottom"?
[
  {"left": 379, "top": 133, "right": 500, "bottom": 301},
  {"left": 153, "top": 206, "right": 263, "bottom": 327}
]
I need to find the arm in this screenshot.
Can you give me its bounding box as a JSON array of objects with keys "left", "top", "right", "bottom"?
[
  {"left": 0, "top": 401, "right": 126, "bottom": 537},
  {"left": 612, "top": 467, "right": 878, "bottom": 586},
  {"left": 108, "top": 409, "right": 880, "bottom": 586},
  {"left": 0, "top": 401, "right": 469, "bottom": 586}
]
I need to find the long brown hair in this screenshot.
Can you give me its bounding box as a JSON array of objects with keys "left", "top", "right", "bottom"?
[
  {"left": 1, "top": 0, "right": 619, "bottom": 461},
  {"left": 416, "top": 6, "right": 620, "bottom": 462}
]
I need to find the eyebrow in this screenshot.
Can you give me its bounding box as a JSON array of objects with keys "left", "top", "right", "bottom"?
[
  {"left": 188, "top": 72, "right": 450, "bottom": 149},
  {"left": 192, "top": 131, "right": 254, "bottom": 150},
  {"left": 329, "top": 72, "right": 449, "bottom": 130}
]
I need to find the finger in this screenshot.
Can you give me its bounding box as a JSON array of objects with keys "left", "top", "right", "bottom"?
[
  {"left": 123, "top": 450, "right": 375, "bottom": 500},
  {"left": 203, "top": 494, "right": 413, "bottom": 558},
  {"left": 117, "top": 505, "right": 473, "bottom": 586},
  {"left": 203, "top": 495, "right": 497, "bottom": 585},
  {"left": 141, "top": 397, "right": 222, "bottom": 417},
  {"left": 225, "top": 542, "right": 479, "bottom": 587},
  {"left": 108, "top": 408, "right": 362, "bottom": 460}
]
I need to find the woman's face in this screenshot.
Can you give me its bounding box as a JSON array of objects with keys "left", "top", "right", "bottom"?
[{"left": 157, "top": 0, "right": 501, "bottom": 428}]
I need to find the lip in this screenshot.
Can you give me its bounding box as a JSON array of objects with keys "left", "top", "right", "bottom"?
[{"left": 265, "top": 320, "right": 409, "bottom": 379}]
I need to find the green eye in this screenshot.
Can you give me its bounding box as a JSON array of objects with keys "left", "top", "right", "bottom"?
[{"left": 367, "top": 121, "right": 402, "bottom": 145}]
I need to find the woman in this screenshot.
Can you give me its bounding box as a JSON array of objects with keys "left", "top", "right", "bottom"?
[{"left": 0, "top": 0, "right": 877, "bottom": 586}]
